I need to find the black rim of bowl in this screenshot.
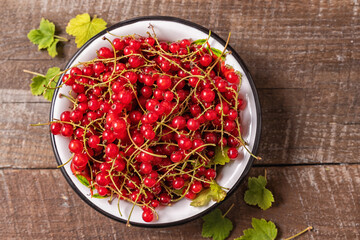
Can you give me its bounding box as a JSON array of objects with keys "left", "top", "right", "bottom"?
[{"left": 50, "top": 16, "right": 262, "bottom": 228}]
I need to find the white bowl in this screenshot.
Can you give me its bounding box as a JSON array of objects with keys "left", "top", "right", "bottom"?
[{"left": 50, "top": 16, "right": 261, "bottom": 227}]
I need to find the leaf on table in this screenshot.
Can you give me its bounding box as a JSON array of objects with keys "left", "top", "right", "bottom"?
[
  {"left": 213, "top": 146, "right": 230, "bottom": 165},
  {"left": 47, "top": 39, "right": 60, "bottom": 58},
  {"left": 235, "top": 218, "right": 277, "bottom": 240},
  {"left": 30, "top": 76, "right": 47, "bottom": 96},
  {"left": 43, "top": 76, "right": 57, "bottom": 101},
  {"left": 202, "top": 208, "right": 233, "bottom": 240},
  {"left": 27, "top": 18, "right": 61, "bottom": 57},
  {"left": 29, "top": 67, "right": 60, "bottom": 101},
  {"left": 27, "top": 18, "right": 55, "bottom": 50},
  {"left": 244, "top": 175, "right": 274, "bottom": 210},
  {"left": 191, "top": 181, "right": 226, "bottom": 207},
  {"left": 66, "top": 13, "right": 107, "bottom": 48}
]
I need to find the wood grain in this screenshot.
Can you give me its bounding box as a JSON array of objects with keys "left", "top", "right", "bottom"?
[
  {"left": 0, "top": 0, "right": 359, "bottom": 239},
  {"left": 0, "top": 165, "right": 359, "bottom": 239}
]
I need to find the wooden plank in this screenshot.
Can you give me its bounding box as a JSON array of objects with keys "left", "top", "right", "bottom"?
[
  {"left": 0, "top": 90, "right": 55, "bottom": 168},
  {"left": 0, "top": 88, "right": 359, "bottom": 168},
  {"left": 1, "top": 0, "right": 359, "bottom": 91},
  {"left": 0, "top": 165, "right": 358, "bottom": 239}
]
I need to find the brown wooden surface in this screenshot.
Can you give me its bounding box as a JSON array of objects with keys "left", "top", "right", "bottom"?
[{"left": 0, "top": 0, "right": 359, "bottom": 239}]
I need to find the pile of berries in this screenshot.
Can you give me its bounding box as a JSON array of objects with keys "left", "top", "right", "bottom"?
[{"left": 50, "top": 33, "right": 246, "bottom": 223}]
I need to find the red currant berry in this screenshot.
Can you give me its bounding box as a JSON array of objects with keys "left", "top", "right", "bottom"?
[
  {"left": 159, "top": 193, "right": 171, "bottom": 205},
  {"left": 105, "top": 143, "right": 119, "bottom": 159},
  {"left": 226, "top": 71, "right": 239, "bottom": 84},
  {"left": 50, "top": 122, "right": 62, "bottom": 135},
  {"left": 205, "top": 168, "right": 217, "bottom": 180},
  {"left": 88, "top": 135, "right": 100, "bottom": 149},
  {"left": 73, "top": 153, "right": 88, "bottom": 168},
  {"left": 144, "top": 177, "right": 157, "bottom": 188},
  {"left": 200, "top": 54, "right": 212, "bottom": 67},
  {"left": 172, "top": 116, "right": 186, "bottom": 129},
  {"left": 187, "top": 118, "right": 200, "bottom": 131},
  {"left": 98, "top": 187, "right": 109, "bottom": 196},
  {"left": 192, "top": 139, "right": 205, "bottom": 152},
  {"left": 227, "top": 147, "right": 239, "bottom": 159},
  {"left": 190, "top": 181, "right": 203, "bottom": 193},
  {"left": 170, "top": 151, "right": 183, "bottom": 163},
  {"left": 200, "top": 89, "right": 215, "bottom": 103},
  {"left": 142, "top": 210, "right": 154, "bottom": 222},
  {"left": 69, "top": 139, "right": 83, "bottom": 154},
  {"left": 98, "top": 47, "right": 113, "bottom": 58},
  {"left": 112, "top": 38, "right": 125, "bottom": 50},
  {"left": 61, "top": 124, "right": 73, "bottom": 137},
  {"left": 157, "top": 75, "right": 172, "bottom": 90},
  {"left": 96, "top": 172, "right": 110, "bottom": 186},
  {"left": 172, "top": 177, "right": 185, "bottom": 190}
]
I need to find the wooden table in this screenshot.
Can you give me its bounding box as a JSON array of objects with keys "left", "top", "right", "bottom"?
[{"left": 1, "top": 0, "right": 359, "bottom": 239}]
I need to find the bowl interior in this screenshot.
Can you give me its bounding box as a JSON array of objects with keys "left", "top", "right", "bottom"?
[{"left": 51, "top": 17, "right": 260, "bottom": 227}]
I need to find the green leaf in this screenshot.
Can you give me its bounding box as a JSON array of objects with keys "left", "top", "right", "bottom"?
[
  {"left": 244, "top": 175, "right": 274, "bottom": 210},
  {"left": 29, "top": 67, "right": 60, "bottom": 101},
  {"left": 66, "top": 13, "right": 107, "bottom": 48},
  {"left": 27, "top": 18, "right": 55, "bottom": 50},
  {"left": 213, "top": 146, "right": 230, "bottom": 165},
  {"left": 191, "top": 188, "right": 212, "bottom": 207},
  {"left": 202, "top": 208, "right": 233, "bottom": 240},
  {"left": 43, "top": 67, "right": 60, "bottom": 101},
  {"left": 192, "top": 39, "right": 207, "bottom": 45},
  {"left": 235, "top": 218, "right": 277, "bottom": 240},
  {"left": 92, "top": 193, "right": 106, "bottom": 199},
  {"left": 76, "top": 174, "right": 90, "bottom": 187},
  {"left": 209, "top": 182, "right": 226, "bottom": 202},
  {"left": 191, "top": 181, "right": 226, "bottom": 207},
  {"left": 47, "top": 38, "right": 59, "bottom": 58},
  {"left": 209, "top": 47, "right": 225, "bottom": 59},
  {"left": 172, "top": 188, "right": 184, "bottom": 196},
  {"left": 30, "top": 75, "right": 47, "bottom": 96}
]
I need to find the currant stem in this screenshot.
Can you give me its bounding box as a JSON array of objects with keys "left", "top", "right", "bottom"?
[
  {"left": 54, "top": 35, "right": 69, "bottom": 42},
  {"left": 284, "top": 226, "right": 313, "bottom": 240},
  {"left": 57, "top": 154, "right": 74, "bottom": 168},
  {"left": 264, "top": 169, "right": 267, "bottom": 180},
  {"left": 23, "top": 69, "right": 45, "bottom": 77},
  {"left": 222, "top": 203, "right": 235, "bottom": 218}
]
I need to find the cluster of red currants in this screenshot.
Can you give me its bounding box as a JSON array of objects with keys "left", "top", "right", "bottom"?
[{"left": 50, "top": 33, "right": 246, "bottom": 223}]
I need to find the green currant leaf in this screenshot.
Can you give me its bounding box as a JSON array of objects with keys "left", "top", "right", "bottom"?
[
  {"left": 213, "top": 146, "right": 230, "bottom": 165},
  {"left": 43, "top": 67, "right": 60, "bottom": 101},
  {"left": 29, "top": 67, "right": 60, "bottom": 101},
  {"left": 191, "top": 188, "right": 212, "bottom": 207},
  {"left": 30, "top": 75, "right": 47, "bottom": 96},
  {"left": 235, "top": 218, "right": 277, "bottom": 240},
  {"left": 76, "top": 174, "right": 90, "bottom": 187},
  {"left": 66, "top": 13, "right": 107, "bottom": 48},
  {"left": 192, "top": 39, "right": 207, "bottom": 45},
  {"left": 27, "top": 18, "right": 55, "bottom": 50},
  {"left": 92, "top": 193, "right": 106, "bottom": 199},
  {"left": 244, "top": 175, "right": 274, "bottom": 210},
  {"left": 209, "top": 47, "right": 225, "bottom": 59},
  {"left": 202, "top": 208, "right": 233, "bottom": 240},
  {"left": 171, "top": 188, "right": 184, "bottom": 196},
  {"left": 191, "top": 181, "right": 226, "bottom": 207},
  {"left": 43, "top": 76, "right": 57, "bottom": 101},
  {"left": 209, "top": 182, "right": 227, "bottom": 202},
  {"left": 47, "top": 39, "right": 59, "bottom": 58}
]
